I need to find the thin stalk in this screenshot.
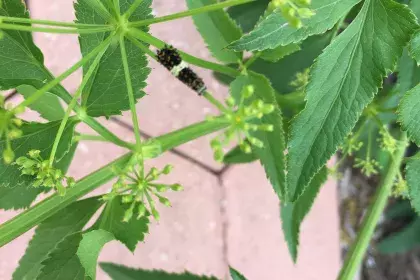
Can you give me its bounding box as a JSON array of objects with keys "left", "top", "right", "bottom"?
[
  {"left": 126, "top": 34, "right": 157, "bottom": 58},
  {"left": 338, "top": 132, "right": 408, "bottom": 280},
  {"left": 243, "top": 52, "right": 261, "bottom": 69},
  {"left": 124, "top": 0, "right": 144, "bottom": 19},
  {"left": 73, "top": 134, "right": 108, "bottom": 142},
  {"left": 202, "top": 91, "right": 229, "bottom": 113},
  {"left": 84, "top": 0, "right": 114, "bottom": 22},
  {"left": 128, "top": 28, "right": 240, "bottom": 77},
  {"left": 129, "top": 0, "right": 254, "bottom": 27},
  {"left": 0, "top": 154, "right": 132, "bottom": 248},
  {"left": 0, "top": 23, "right": 113, "bottom": 34},
  {"left": 49, "top": 41, "right": 110, "bottom": 166},
  {"left": 15, "top": 35, "right": 114, "bottom": 111},
  {"left": 119, "top": 35, "right": 142, "bottom": 148},
  {"left": 0, "top": 16, "right": 109, "bottom": 28}
]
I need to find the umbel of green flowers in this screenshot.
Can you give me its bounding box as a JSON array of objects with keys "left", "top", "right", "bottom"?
[
  {"left": 0, "top": 96, "right": 23, "bottom": 164},
  {"left": 103, "top": 153, "right": 183, "bottom": 222},
  {"left": 15, "top": 150, "right": 76, "bottom": 195},
  {"left": 270, "top": 0, "right": 315, "bottom": 28},
  {"left": 208, "top": 85, "right": 275, "bottom": 161}
]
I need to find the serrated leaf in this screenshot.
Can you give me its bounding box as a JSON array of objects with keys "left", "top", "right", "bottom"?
[
  {"left": 0, "top": 119, "right": 78, "bottom": 209},
  {"left": 17, "top": 85, "right": 64, "bottom": 121},
  {"left": 0, "top": 0, "right": 52, "bottom": 91},
  {"left": 37, "top": 233, "right": 87, "bottom": 280},
  {"left": 229, "top": 267, "right": 247, "bottom": 280},
  {"left": 397, "top": 49, "right": 420, "bottom": 95},
  {"left": 77, "top": 229, "right": 115, "bottom": 279},
  {"left": 223, "top": 145, "right": 258, "bottom": 164},
  {"left": 409, "top": 31, "right": 420, "bottom": 64},
  {"left": 227, "top": 0, "right": 270, "bottom": 33},
  {"left": 406, "top": 153, "right": 420, "bottom": 213},
  {"left": 75, "top": 0, "right": 152, "bottom": 117},
  {"left": 228, "top": 0, "right": 361, "bottom": 51},
  {"left": 95, "top": 196, "right": 149, "bottom": 252},
  {"left": 286, "top": 0, "right": 417, "bottom": 201},
  {"left": 230, "top": 72, "right": 286, "bottom": 198},
  {"left": 377, "top": 218, "right": 420, "bottom": 254},
  {"left": 259, "top": 44, "right": 301, "bottom": 62},
  {"left": 398, "top": 84, "right": 420, "bottom": 146},
  {"left": 13, "top": 197, "right": 103, "bottom": 280},
  {"left": 100, "top": 262, "right": 219, "bottom": 280},
  {"left": 281, "top": 167, "right": 328, "bottom": 262},
  {"left": 186, "top": 0, "right": 243, "bottom": 64}
]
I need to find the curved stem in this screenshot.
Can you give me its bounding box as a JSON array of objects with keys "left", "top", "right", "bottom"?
[
  {"left": 49, "top": 40, "right": 111, "bottom": 166},
  {"left": 128, "top": 28, "right": 240, "bottom": 77},
  {"left": 0, "top": 23, "right": 113, "bottom": 34},
  {"left": 338, "top": 132, "right": 408, "bottom": 280},
  {"left": 16, "top": 35, "right": 114, "bottom": 111},
  {"left": 0, "top": 16, "right": 109, "bottom": 28},
  {"left": 129, "top": 0, "right": 254, "bottom": 27},
  {"left": 73, "top": 134, "right": 108, "bottom": 143}
]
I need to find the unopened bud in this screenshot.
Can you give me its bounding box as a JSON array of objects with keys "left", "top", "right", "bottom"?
[
  {"left": 162, "top": 164, "right": 173, "bottom": 175},
  {"left": 3, "top": 148, "right": 14, "bottom": 164}
]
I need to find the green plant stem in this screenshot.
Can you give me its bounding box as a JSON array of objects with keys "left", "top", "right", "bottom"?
[
  {"left": 124, "top": 0, "right": 144, "bottom": 19},
  {"left": 84, "top": 0, "right": 114, "bottom": 22},
  {"left": 0, "top": 23, "right": 113, "bottom": 34},
  {"left": 49, "top": 41, "right": 111, "bottom": 166},
  {"left": 128, "top": 28, "right": 240, "bottom": 77},
  {"left": 16, "top": 35, "right": 114, "bottom": 110},
  {"left": 119, "top": 35, "right": 142, "bottom": 148},
  {"left": 0, "top": 154, "right": 132, "bottom": 248},
  {"left": 129, "top": 0, "right": 254, "bottom": 27},
  {"left": 74, "top": 134, "right": 108, "bottom": 142},
  {"left": 0, "top": 117, "right": 229, "bottom": 246},
  {"left": 0, "top": 16, "right": 109, "bottom": 28},
  {"left": 243, "top": 52, "right": 261, "bottom": 69},
  {"left": 338, "top": 132, "right": 408, "bottom": 280},
  {"left": 202, "top": 91, "right": 228, "bottom": 113}
]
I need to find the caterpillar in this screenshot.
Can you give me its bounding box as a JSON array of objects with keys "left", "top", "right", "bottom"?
[{"left": 156, "top": 45, "right": 206, "bottom": 95}]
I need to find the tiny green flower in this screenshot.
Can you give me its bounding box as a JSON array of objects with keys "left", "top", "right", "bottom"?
[
  {"left": 392, "top": 177, "right": 408, "bottom": 198},
  {"left": 14, "top": 149, "right": 75, "bottom": 195},
  {"left": 0, "top": 97, "right": 23, "bottom": 164},
  {"left": 354, "top": 157, "right": 381, "bottom": 177},
  {"left": 341, "top": 133, "right": 363, "bottom": 156},
  {"left": 105, "top": 153, "right": 183, "bottom": 222},
  {"left": 207, "top": 84, "right": 276, "bottom": 161},
  {"left": 378, "top": 126, "right": 397, "bottom": 154},
  {"left": 270, "top": 0, "right": 315, "bottom": 29}
]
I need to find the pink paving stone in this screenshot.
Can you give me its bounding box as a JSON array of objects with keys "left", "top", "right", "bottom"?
[{"left": 223, "top": 162, "right": 341, "bottom": 280}]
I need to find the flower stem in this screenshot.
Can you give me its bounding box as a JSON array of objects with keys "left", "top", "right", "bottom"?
[
  {"left": 129, "top": 0, "right": 254, "bottom": 27},
  {"left": 48, "top": 40, "right": 111, "bottom": 166},
  {"left": 119, "top": 36, "right": 143, "bottom": 149},
  {"left": 0, "top": 16, "right": 109, "bottom": 28},
  {"left": 202, "top": 91, "right": 228, "bottom": 113},
  {"left": 15, "top": 35, "right": 114, "bottom": 111},
  {"left": 124, "top": 0, "right": 144, "bottom": 19},
  {"left": 73, "top": 134, "right": 108, "bottom": 142},
  {"left": 337, "top": 132, "right": 408, "bottom": 280},
  {"left": 0, "top": 23, "right": 113, "bottom": 34},
  {"left": 128, "top": 28, "right": 240, "bottom": 77}
]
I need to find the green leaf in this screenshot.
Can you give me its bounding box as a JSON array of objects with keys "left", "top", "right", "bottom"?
[
  {"left": 227, "top": 0, "right": 270, "bottom": 33},
  {"left": 223, "top": 145, "right": 258, "bottom": 164},
  {"left": 13, "top": 197, "right": 103, "bottom": 280},
  {"left": 406, "top": 153, "right": 420, "bottom": 213},
  {"left": 281, "top": 167, "right": 328, "bottom": 262},
  {"left": 37, "top": 233, "right": 87, "bottom": 280},
  {"left": 230, "top": 72, "right": 286, "bottom": 198},
  {"left": 397, "top": 49, "right": 420, "bottom": 94},
  {"left": 229, "top": 267, "right": 247, "bottom": 280},
  {"left": 0, "top": 0, "right": 52, "bottom": 91},
  {"left": 75, "top": 0, "right": 152, "bottom": 117},
  {"left": 17, "top": 85, "right": 65, "bottom": 121},
  {"left": 286, "top": 0, "right": 417, "bottom": 201},
  {"left": 259, "top": 44, "right": 301, "bottom": 62},
  {"left": 228, "top": 0, "right": 361, "bottom": 51},
  {"left": 377, "top": 218, "right": 420, "bottom": 254},
  {"left": 398, "top": 84, "right": 420, "bottom": 146},
  {"left": 249, "top": 34, "right": 331, "bottom": 94},
  {"left": 100, "top": 262, "right": 220, "bottom": 280},
  {"left": 409, "top": 31, "right": 420, "bottom": 64},
  {"left": 95, "top": 196, "right": 149, "bottom": 252},
  {"left": 0, "top": 119, "right": 78, "bottom": 209},
  {"left": 77, "top": 229, "right": 115, "bottom": 279},
  {"left": 186, "top": 0, "right": 243, "bottom": 64}
]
